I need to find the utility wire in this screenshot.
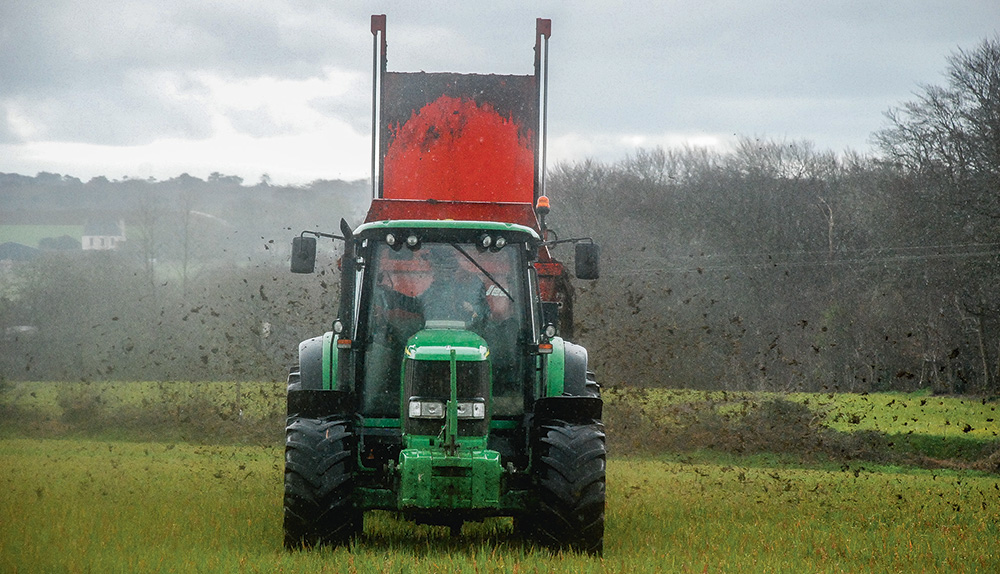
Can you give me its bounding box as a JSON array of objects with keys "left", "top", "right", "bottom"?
[{"left": 605, "top": 242, "right": 1000, "bottom": 276}]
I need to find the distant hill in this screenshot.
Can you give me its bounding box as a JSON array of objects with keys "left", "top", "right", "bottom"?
[{"left": 0, "top": 171, "right": 371, "bottom": 256}]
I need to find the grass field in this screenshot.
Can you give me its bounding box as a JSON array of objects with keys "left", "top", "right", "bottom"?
[
  {"left": 1, "top": 382, "right": 999, "bottom": 572},
  {"left": 1, "top": 438, "right": 997, "bottom": 573},
  {"left": 0, "top": 225, "right": 83, "bottom": 247},
  {"left": 602, "top": 387, "right": 1000, "bottom": 469},
  {"left": 0, "top": 381, "right": 286, "bottom": 444}
]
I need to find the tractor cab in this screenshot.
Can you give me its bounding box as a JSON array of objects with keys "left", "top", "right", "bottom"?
[{"left": 351, "top": 221, "right": 541, "bottom": 420}]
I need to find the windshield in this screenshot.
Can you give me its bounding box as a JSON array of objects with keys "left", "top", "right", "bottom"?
[{"left": 359, "top": 241, "right": 528, "bottom": 417}]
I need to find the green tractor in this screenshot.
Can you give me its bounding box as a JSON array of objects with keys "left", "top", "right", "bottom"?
[{"left": 283, "top": 16, "right": 604, "bottom": 554}]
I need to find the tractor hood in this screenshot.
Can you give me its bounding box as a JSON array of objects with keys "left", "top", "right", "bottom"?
[{"left": 404, "top": 326, "right": 489, "bottom": 362}]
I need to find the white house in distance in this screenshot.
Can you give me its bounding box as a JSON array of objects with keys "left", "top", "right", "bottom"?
[{"left": 82, "top": 219, "right": 126, "bottom": 250}]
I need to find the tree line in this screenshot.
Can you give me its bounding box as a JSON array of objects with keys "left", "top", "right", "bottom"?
[
  {"left": 552, "top": 37, "right": 1000, "bottom": 395},
  {"left": 1, "top": 37, "right": 997, "bottom": 394},
  {"left": 1, "top": 174, "right": 367, "bottom": 381}
]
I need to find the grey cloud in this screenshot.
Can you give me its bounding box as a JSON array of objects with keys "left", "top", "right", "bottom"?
[
  {"left": 3, "top": 76, "right": 214, "bottom": 146},
  {"left": 544, "top": 0, "right": 998, "bottom": 150},
  {"left": 0, "top": 1, "right": 361, "bottom": 144},
  {"left": 0, "top": 0, "right": 998, "bottom": 168},
  {"left": 308, "top": 92, "right": 371, "bottom": 134},
  {"left": 228, "top": 106, "right": 285, "bottom": 139}
]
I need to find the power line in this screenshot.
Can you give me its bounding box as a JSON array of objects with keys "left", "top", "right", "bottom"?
[{"left": 606, "top": 242, "right": 1000, "bottom": 276}]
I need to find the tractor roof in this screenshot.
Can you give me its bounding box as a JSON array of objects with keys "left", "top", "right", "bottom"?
[
  {"left": 363, "top": 198, "right": 543, "bottom": 233},
  {"left": 356, "top": 216, "right": 540, "bottom": 241}
]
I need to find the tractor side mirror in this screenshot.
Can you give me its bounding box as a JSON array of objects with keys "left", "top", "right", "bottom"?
[
  {"left": 291, "top": 236, "right": 317, "bottom": 273},
  {"left": 575, "top": 243, "right": 600, "bottom": 280}
]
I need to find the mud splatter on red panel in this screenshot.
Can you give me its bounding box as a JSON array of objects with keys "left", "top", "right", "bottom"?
[{"left": 383, "top": 95, "right": 534, "bottom": 203}]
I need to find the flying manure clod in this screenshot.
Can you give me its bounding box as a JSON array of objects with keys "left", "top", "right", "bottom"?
[{"left": 282, "top": 15, "right": 604, "bottom": 555}]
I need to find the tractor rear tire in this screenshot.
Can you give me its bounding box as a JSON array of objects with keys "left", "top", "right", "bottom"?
[
  {"left": 283, "top": 415, "right": 361, "bottom": 549},
  {"left": 532, "top": 420, "right": 606, "bottom": 555}
]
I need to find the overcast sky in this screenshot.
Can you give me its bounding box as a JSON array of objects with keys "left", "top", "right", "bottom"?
[{"left": 1, "top": 1, "right": 997, "bottom": 185}]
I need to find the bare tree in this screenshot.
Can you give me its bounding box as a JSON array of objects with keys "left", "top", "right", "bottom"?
[
  {"left": 874, "top": 36, "right": 1000, "bottom": 394},
  {"left": 873, "top": 35, "right": 1000, "bottom": 218}
]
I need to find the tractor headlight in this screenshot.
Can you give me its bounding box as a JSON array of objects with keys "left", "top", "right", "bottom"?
[
  {"left": 456, "top": 400, "right": 486, "bottom": 420},
  {"left": 407, "top": 399, "right": 486, "bottom": 420},
  {"left": 408, "top": 400, "right": 445, "bottom": 419}
]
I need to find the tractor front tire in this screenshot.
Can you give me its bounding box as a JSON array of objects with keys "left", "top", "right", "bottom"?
[
  {"left": 532, "top": 420, "right": 606, "bottom": 555},
  {"left": 283, "top": 415, "right": 361, "bottom": 549},
  {"left": 286, "top": 365, "right": 302, "bottom": 392}
]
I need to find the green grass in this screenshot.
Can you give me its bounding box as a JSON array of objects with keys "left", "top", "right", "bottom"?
[
  {"left": 1, "top": 381, "right": 283, "bottom": 422},
  {"left": 603, "top": 387, "right": 999, "bottom": 440},
  {"left": 1, "top": 383, "right": 999, "bottom": 571},
  {"left": 813, "top": 390, "right": 998, "bottom": 437},
  {"left": 0, "top": 225, "right": 83, "bottom": 247},
  {"left": 1, "top": 438, "right": 998, "bottom": 573},
  {"left": 7, "top": 382, "right": 996, "bottom": 438},
  {"left": 3, "top": 382, "right": 999, "bottom": 467},
  {"left": 0, "top": 381, "right": 285, "bottom": 444},
  {"left": 602, "top": 387, "right": 1000, "bottom": 468}
]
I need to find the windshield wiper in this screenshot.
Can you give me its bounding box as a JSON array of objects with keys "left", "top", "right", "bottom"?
[{"left": 450, "top": 243, "right": 514, "bottom": 301}]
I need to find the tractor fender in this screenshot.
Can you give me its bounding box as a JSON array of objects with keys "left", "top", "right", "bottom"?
[
  {"left": 545, "top": 338, "right": 600, "bottom": 398},
  {"left": 561, "top": 340, "right": 590, "bottom": 397},
  {"left": 297, "top": 332, "right": 337, "bottom": 390}
]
